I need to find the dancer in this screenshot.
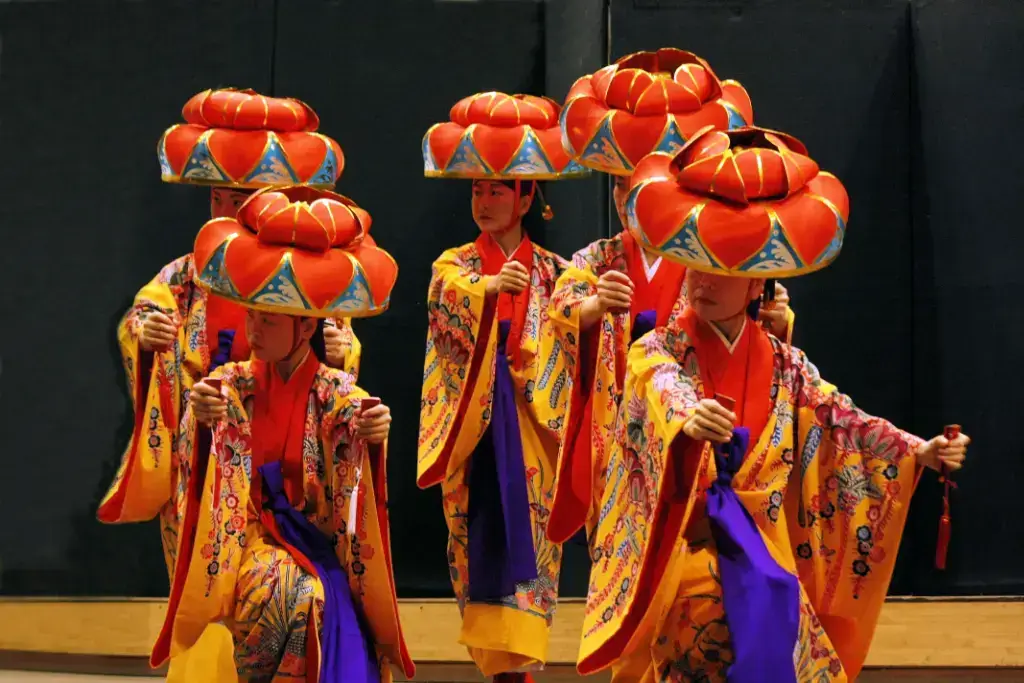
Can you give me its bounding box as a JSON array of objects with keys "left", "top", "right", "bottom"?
[
  {"left": 97, "top": 88, "right": 352, "bottom": 682},
  {"left": 545, "top": 48, "right": 793, "bottom": 545},
  {"left": 417, "top": 91, "right": 588, "bottom": 680},
  {"left": 576, "top": 126, "right": 969, "bottom": 681},
  {"left": 151, "top": 185, "right": 413, "bottom": 682}
]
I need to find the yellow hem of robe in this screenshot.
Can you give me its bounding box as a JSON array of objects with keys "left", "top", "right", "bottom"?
[
  {"left": 460, "top": 604, "right": 549, "bottom": 677},
  {"left": 165, "top": 623, "right": 237, "bottom": 683}
]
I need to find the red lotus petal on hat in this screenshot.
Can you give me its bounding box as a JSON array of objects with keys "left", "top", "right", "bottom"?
[
  {"left": 292, "top": 249, "right": 355, "bottom": 309},
  {"left": 350, "top": 243, "right": 399, "bottom": 305},
  {"left": 193, "top": 218, "right": 239, "bottom": 274},
  {"left": 279, "top": 132, "right": 333, "bottom": 182},
  {"left": 721, "top": 80, "right": 754, "bottom": 126},
  {"left": 560, "top": 95, "right": 609, "bottom": 156},
  {"left": 241, "top": 191, "right": 291, "bottom": 231},
  {"left": 206, "top": 130, "right": 268, "bottom": 181},
  {"left": 697, "top": 201, "right": 773, "bottom": 269},
  {"left": 162, "top": 124, "right": 204, "bottom": 175},
  {"left": 472, "top": 125, "right": 525, "bottom": 172},
  {"left": 590, "top": 64, "right": 620, "bottom": 103},
  {"left": 223, "top": 237, "right": 286, "bottom": 298},
  {"left": 425, "top": 122, "right": 466, "bottom": 169},
  {"left": 610, "top": 112, "right": 670, "bottom": 169},
  {"left": 182, "top": 89, "right": 318, "bottom": 132},
  {"left": 675, "top": 63, "right": 715, "bottom": 104},
  {"left": 630, "top": 153, "right": 696, "bottom": 247}
]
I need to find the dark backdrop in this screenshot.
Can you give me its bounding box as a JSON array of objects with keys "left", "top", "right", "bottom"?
[{"left": 0, "top": 0, "right": 1019, "bottom": 598}]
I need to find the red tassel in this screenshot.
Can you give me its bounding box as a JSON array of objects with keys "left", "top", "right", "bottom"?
[{"left": 935, "top": 424, "right": 960, "bottom": 570}]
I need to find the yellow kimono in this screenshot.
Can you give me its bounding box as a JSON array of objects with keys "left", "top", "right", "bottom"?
[
  {"left": 579, "top": 312, "right": 923, "bottom": 682},
  {"left": 97, "top": 254, "right": 361, "bottom": 682},
  {"left": 545, "top": 232, "right": 795, "bottom": 546},
  {"left": 417, "top": 235, "right": 573, "bottom": 675},
  {"left": 151, "top": 360, "right": 413, "bottom": 682}
]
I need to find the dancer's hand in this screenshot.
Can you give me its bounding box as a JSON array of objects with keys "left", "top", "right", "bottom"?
[
  {"left": 682, "top": 399, "right": 737, "bottom": 444},
  {"left": 140, "top": 311, "right": 177, "bottom": 351},
  {"left": 191, "top": 378, "right": 227, "bottom": 427},
  {"left": 356, "top": 399, "right": 392, "bottom": 445}
]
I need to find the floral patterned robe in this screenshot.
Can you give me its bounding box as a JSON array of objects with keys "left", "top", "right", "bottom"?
[
  {"left": 579, "top": 312, "right": 923, "bottom": 682},
  {"left": 417, "top": 237, "right": 574, "bottom": 675}
]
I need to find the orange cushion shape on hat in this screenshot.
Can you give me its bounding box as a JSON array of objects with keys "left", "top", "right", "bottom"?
[
  {"left": 634, "top": 78, "right": 703, "bottom": 117},
  {"left": 675, "top": 64, "right": 714, "bottom": 103},
  {"left": 349, "top": 244, "right": 399, "bottom": 304},
  {"left": 632, "top": 180, "right": 702, "bottom": 248},
  {"left": 536, "top": 128, "right": 571, "bottom": 168},
  {"left": 278, "top": 133, "right": 330, "bottom": 183},
  {"left": 734, "top": 149, "right": 787, "bottom": 199},
  {"left": 244, "top": 191, "right": 291, "bottom": 231},
  {"left": 807, "top": 173, "right": 850, "bottom": 220},
  {"left": 265, "top": 99, "right": 310, "bottom": 132},
  {"left": 223, "top": 235, "right": 291, "bottom": 298},
  {"left": 610, "top": 112, "right": 671, "bottom": 168},
  {"left": 311, "top": 201, "right": 361, "bottom": 247},
  {"left": 426, "top": 122, "right": 466, "bottom": 169},
  {"left": 721, "top": 82, "right": 754, "bottom": 125},
  {"left": 471, "top": 125, "right": 524, "bottom": 173},
  {"left": 163, "top": 125, "right": 205, "bottom": 176},
  {"left": 773, "top": 192, "right": 844, "bottom": 263},
  {"left": 261, "top": 205, "right": 336, "bottom": 252},
  {"left": 678, "top": 153, "right": 746, "bottom": 205},
  {"left": 605, "top": 68, "right": 644, "bottom": 111},
  {"left": 672, "top": 104, "right": 733, "bottom": 140},
  {"left": 566, "top": 74, "right": 595, "bottom": 102},
  {"left": 206, "top": 130, "right": 270, "bottom": 182},
  {"left": 625, "top": 72, "right": 658, "bottom": 112},
  {"left": 697, "top": 201, "right": 773, "bottom": 269},
  {"left": 590, "top": 65, "right": 619, "bottom": 103},
  {"left": 684, "top": 130, "right": 732, "bottom": 165},
  {"left": 291, "top": 249, "right": 356, "bottom": 309},
  {"left": 181, "top": 92, "right": 209, "bottom": 126},
  {"left": 465, "top": 93, "right": 504, "bottom": 126},
  {"left": 777, "top": 148, "right": 820, "bottom": 196},
  {"left": 561, "top": 96, "right": 609, "bottom": 155},
  {"left": 193, "top": 219, "right": 239, "bottom": 273}
]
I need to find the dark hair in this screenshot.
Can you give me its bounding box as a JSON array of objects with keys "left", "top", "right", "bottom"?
[
  {"left": 746, "top": 278, "right": 776, "bottom": 320},
  {"left": 309, "top": 319, "right": 327, "bottom": 362}
]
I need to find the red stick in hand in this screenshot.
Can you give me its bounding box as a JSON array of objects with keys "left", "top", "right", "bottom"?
[{"left": 936, "top": 424, "right": 960, "bottom": 570}]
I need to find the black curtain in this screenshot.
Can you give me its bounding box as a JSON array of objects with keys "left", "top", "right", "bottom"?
[{"left": 0, "top": 0, "right": 1020, "bottom": 599}]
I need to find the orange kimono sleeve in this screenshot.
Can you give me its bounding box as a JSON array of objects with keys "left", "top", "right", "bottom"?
[
  {"left": 416, "top": 246, "right": 496, "bottom": 489},
  {"left": 785, "top": 348, "right": 926, "bottom": 680},
  {"left": 544, "top": 239, "right": 633, "bottom": 544},
  {"left": 98, "top": 255, "right": 200, "bottom": 525},
  {"left": 330, "top": 390, "right": 415, "bottom": 680}
]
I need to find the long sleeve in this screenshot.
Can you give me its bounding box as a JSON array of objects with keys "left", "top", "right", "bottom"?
[
  {"left": 98, "top": 255, "right": 199, "bottom": 527},
  {"left": 417, "top": 245, "right": 497, "bottom": 488},
  {"left": 784, "top": 347, "right": 925, "bottom": 680},
  {"left": 329, "top": 391, "right": 414, "bottom": 679}
]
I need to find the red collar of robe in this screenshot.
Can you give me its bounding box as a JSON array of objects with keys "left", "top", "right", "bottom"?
[
  {"left": 678, "top": 306, "right": 775, "bottom": 442},
  {"left": 621, "top": 230, "right": 687, "bottom": 327},
  {"left": 250, "top": 350, "right": 320, "bottom": 514},
  {"left": 475, "top": 231, "right": 532, "bottom": 370}
]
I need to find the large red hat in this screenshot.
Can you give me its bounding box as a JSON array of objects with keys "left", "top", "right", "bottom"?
[
  {"left": 193, "top": 186, "right": 396, "bottom": 317},
  {"left": 560, "top": 48, "right": 754, "bottom": 176},
  {"left": 423, "top": 92, "right": 590, "bottom": 180},
  {"left": 625, "top": 126, "right": 849, "bottom": 277},
  {"left": 159, "top": 89, "right": 344, "bottom": 189}
]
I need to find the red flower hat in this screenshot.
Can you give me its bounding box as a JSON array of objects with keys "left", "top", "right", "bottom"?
[
  {"left": 625, "top": 126, "right": 849, "bottom": 277},
  {"left": 560, "top": 48, "right": 754, "bottom": 176},
  {"left": 159, "top": 89, "right": 343, "bottom": 189},
  {"left": 193, "top": 186, "right": 396, "bottom": 317},
  {"left": 423, "top": 92, "right": 589, "bottom": 180}
]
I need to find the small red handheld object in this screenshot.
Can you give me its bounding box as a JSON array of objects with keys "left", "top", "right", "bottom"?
[
  {"left": 935, "top": 424, "right": 961, "bottom": 570},
  {"left": 205, "top": 378, "right": 222, "bottom": 393}
]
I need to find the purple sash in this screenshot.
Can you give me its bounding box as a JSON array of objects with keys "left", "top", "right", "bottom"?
[
  {"left": 260, "top": 461, "right": 380, "bottom": 683},
  {"left": 209, "top": 329, "right": 235, "bottom": 373},
  {"left": 467, "top": 320, "right": 538, "bottom": 601},
  {"left": 705, "top": 427, "right": 800, "bottom": 682},
  {"left": 631, "top": 309, "right": 657, "bottom": 344}
]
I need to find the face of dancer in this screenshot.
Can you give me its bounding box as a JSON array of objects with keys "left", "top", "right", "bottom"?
[
  {"left": 210, "top": 188, "right": 253, "bottom": 219},
  {"left": 612, "top": 175, "right": 630, "bottom": 229},
  {"left": 685, "top": 270, "right": 765, "bottom": 323},
  {"left": 246, "top": 310, "right": 317, "bottom": 363},
  {"left": 471, "top": 180, "right": 531, "bottom": 234}
]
